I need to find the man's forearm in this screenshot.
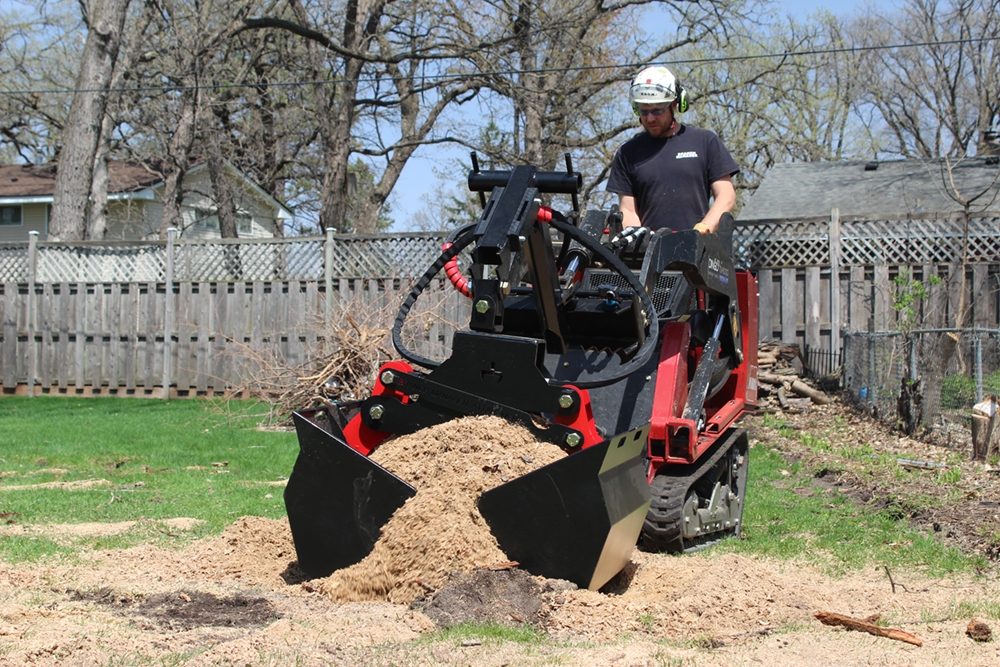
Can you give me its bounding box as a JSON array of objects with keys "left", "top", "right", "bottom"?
[
  {"left": 618, "top": 194, "right": 642, "bottom": 228},
  {"left": 697, "top": 177, "right": 736, "bottom": 232},
  {"left": 696, "top": 201, "right": 730, "bottom": 232}
]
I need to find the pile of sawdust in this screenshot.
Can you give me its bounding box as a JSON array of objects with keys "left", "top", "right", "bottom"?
[{"left": 315, "top": 415, "right": 566, "bottom": 604}]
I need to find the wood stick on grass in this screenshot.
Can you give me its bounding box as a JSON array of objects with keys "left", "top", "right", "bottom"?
[
  {"left": 814, "top": 611, "right": 923, "bottom": 646},
  {"left": 884, "top": 566, "right": 910, "bottom": 593}
]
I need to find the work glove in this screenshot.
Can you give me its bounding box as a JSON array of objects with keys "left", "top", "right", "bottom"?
[{"left": 608, "top": 226, "right": 650, "bottom": 252}]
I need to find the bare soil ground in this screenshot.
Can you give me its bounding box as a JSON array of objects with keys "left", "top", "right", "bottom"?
[{"left": 2, "top": 408, "right": 1000, "bottom": 666}]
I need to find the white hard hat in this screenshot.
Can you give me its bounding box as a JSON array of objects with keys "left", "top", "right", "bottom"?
[{"left": 629, "top": 66, "right": 687, "bottom": 114}]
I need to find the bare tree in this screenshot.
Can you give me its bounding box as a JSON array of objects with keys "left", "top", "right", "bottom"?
[
  {"left": 0, "top": 3, "right": 80, "bottom": 163},
  {"left": 684, "top": 15, "right": 870, "bottom": 207},
  {"left": 238, "top": 0, "right": 486, "bottom": 233},
  {"left": 48, "top": 0, "right": 132, "bottom": 241},
  {"left": 437, "top": 0, "right": 759, "bottom": 210},
  {"left": 849, "top": 0, "right": 1000, "bottom": 159}
]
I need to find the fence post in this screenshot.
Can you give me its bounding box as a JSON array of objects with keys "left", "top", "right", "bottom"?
[
  {"left": 162, "top": 228, "right": 176, "bottom": 399},
  {"left": 324, "top": 227, "right": 335, "bottom": 315},
  {"left": 829, "top": 207, "right": 841, "bottom": 361},
  {"left": 867, "top": 317, "right": 876, "bottom": 403},
  {"left": 27, "top": 231, "right": 39, "bottom": 397}
]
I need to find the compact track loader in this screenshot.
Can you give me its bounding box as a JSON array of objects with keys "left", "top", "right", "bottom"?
[{"left": 284, "top": 158, "right": 758, "bottom": 590}]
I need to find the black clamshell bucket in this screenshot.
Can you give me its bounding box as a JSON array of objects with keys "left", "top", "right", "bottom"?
[{"left": 284, "top": 407, "right": 651, "bottom": 591}]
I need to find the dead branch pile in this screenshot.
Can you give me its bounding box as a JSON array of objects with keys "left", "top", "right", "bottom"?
[
  {"left": 224, "top": 287, "right": 465, "bottom": 424},
  {"left": 230, "top": 303, "right": 398, "bottom": 423},
  {"left": 757, "top": 340, "right": 832, "bottom": 411}
]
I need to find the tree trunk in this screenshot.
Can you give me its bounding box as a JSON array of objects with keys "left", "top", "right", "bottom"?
[
  {"left": 87, "top": 148, "right": 110, "bottom": 240},
  {"left": 971, "top": 398, "right": 1000, "bottom": 461},
  {"left": 159, "top": 84, "right": 200, "bottom": 237},
  {"left": 515, "top": 0, "right": 544, "bottom": 165},
  {"left": 923, "top": 331, "right": 959, "bottom": 422},
  {"left": 896, "top": 376, "right": 923, "bottom": 436},
  {"left": 207, "top": 132, "right": 240, "bottom": 239},
  {"left": 207, "top": 131, "right": 243, "bottom": 278},
  {"left": 49, "top": 0, "right": 132, "bottom": 241}
]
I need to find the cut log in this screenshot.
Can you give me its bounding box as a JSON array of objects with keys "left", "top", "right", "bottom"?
[
  {"left": 791, "top": 380, "right": 831, "bottom": 405},
  {"left": 758, "top": 352, "right": 779, "bottom": 366},
  {"left": 777, "top": 386, "right": 789, "bottom": 409},
  {"left": 759, "top": 371, "right": 793, "bottom": 386},
  {"left": 815, "top": 611, "right": 923, "bottom": 646}
]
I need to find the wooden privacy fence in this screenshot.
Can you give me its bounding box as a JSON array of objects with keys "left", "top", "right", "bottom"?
[
  {"left": 1, "top": 210, "right": 999, "bottom": 397},
  {"left": 0, "top": 279, "right": 467, "bottom": 398},
  {"left": 745, "top": 210, "right": 1000, "bottom": 367}
]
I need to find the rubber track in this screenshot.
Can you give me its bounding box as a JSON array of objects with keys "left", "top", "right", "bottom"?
[{"left": 642, "top": 427, "right": 748, "bottom": 554}]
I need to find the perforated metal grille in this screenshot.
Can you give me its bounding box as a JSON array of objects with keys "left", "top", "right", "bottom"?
[{"left": 584, "top": 269, "right": 681, "bottom": 313}]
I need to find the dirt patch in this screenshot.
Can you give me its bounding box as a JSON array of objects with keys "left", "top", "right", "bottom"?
[
  {"left": 0, "top": 478, "right": 111, "bottom": 492},
  {"left": 0, "top": 517, "right": 205, "bottom": 539},
  {"left": 410, "top": 567, "right": 574, "bottom": 627},
  {"left": 70, "top": 588, "right": 278, "bottom": 631},
  {"left": 2, "top": 402, "right": 1000, "bottom": 666}
]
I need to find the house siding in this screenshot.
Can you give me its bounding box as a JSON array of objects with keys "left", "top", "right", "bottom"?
[
  {"left": 0, "top": 203, "right": 47, "bottom": 243},
  {"left": 1, "top": 161, "right": 287, "bottom": 243},
  {"left": 106, "top": 199, "right": 158, "bottom": 240}
]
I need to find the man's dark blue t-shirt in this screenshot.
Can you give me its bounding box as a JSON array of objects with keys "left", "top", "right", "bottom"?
[{"left": 606, "top": 125, "right": 739, "bottom": 232}]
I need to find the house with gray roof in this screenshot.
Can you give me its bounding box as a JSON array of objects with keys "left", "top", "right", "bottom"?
[{"left": 739, "top": 156, "right": 1000, "bottom": 223}]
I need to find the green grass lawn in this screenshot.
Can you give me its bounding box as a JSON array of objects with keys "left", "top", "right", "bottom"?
[
  {"left": 0, "top": 396, "right": 298, "bottom": 561},
  {"left": 713, "top": 443, "right": 984, "bottom": 576}
]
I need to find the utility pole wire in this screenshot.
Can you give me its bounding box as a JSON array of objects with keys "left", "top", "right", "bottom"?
[{"left": 1, "top": 35, "right": 997, "bottom": 98}]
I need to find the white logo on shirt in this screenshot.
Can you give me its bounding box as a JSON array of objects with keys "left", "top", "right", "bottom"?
[{"left": 676, "top": 151, "right": 699, "bottom": 159}]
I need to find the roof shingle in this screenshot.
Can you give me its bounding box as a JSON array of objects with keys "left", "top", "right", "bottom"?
[{"left": 739, "top": 157, "right": 1000, "bottom": 221}]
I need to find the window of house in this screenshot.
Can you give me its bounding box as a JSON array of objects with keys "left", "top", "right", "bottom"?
[
  {"left": 0, "top": 205, "right": 22, "bottom": 226},
  {"left": 193, "top": 211, "right": 220, "bottom": 230},
  {"left": 194, "top": 210, "right": 253, "bottom": 235}
]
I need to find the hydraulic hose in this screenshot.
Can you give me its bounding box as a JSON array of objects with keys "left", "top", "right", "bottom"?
[
  {"left": 392, "top": 225, "right": 478, "bottom": 370},
  {"left": 393, "top": 213, "right": 659, "bottom": 389}
]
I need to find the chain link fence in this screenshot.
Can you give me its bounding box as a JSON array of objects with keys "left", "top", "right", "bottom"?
[{"left": 844, "top": 328, "right": 1000, "bottom": 426}]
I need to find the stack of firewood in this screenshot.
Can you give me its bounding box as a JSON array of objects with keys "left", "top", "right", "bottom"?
[{"left": 756, "top": 340, "right": 832, "bottom": 411}]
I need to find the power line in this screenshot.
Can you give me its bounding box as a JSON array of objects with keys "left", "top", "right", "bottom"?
[{"left": 1, "top": 35, "right": 997, "bottom": 98}]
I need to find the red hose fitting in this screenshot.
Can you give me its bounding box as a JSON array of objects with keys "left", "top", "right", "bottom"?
[
  {"left": 536, "top": 206, "right": 553, "bottom": 223},
  {"left": 443, "top": 242, "right": 472, "bottom": 298}
]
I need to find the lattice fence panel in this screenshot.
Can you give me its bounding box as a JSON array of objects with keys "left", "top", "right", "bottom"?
[
  {"left": 36, "top": 244, "right": 165, "bottom": 283},
  {"left": 173, "top": 239, "right": 324, "bottom": 281},
  {"left": 328, "top": 233, "right": 449, "bottom": 277},
  {"left": 734, "top": 219, "right": 829, "bottom": 268},
  {"left": 0, "top": 245, "right": 28, "bottom": 282},
  {"left": 967, "top": 215, "right": 1000, "bottom": 262},
  {"left": 277, "top": 239, "right": 324, "bottom": 278},
  {"left": 840, "top": 218, "right": 963, "bottom": 264}
]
